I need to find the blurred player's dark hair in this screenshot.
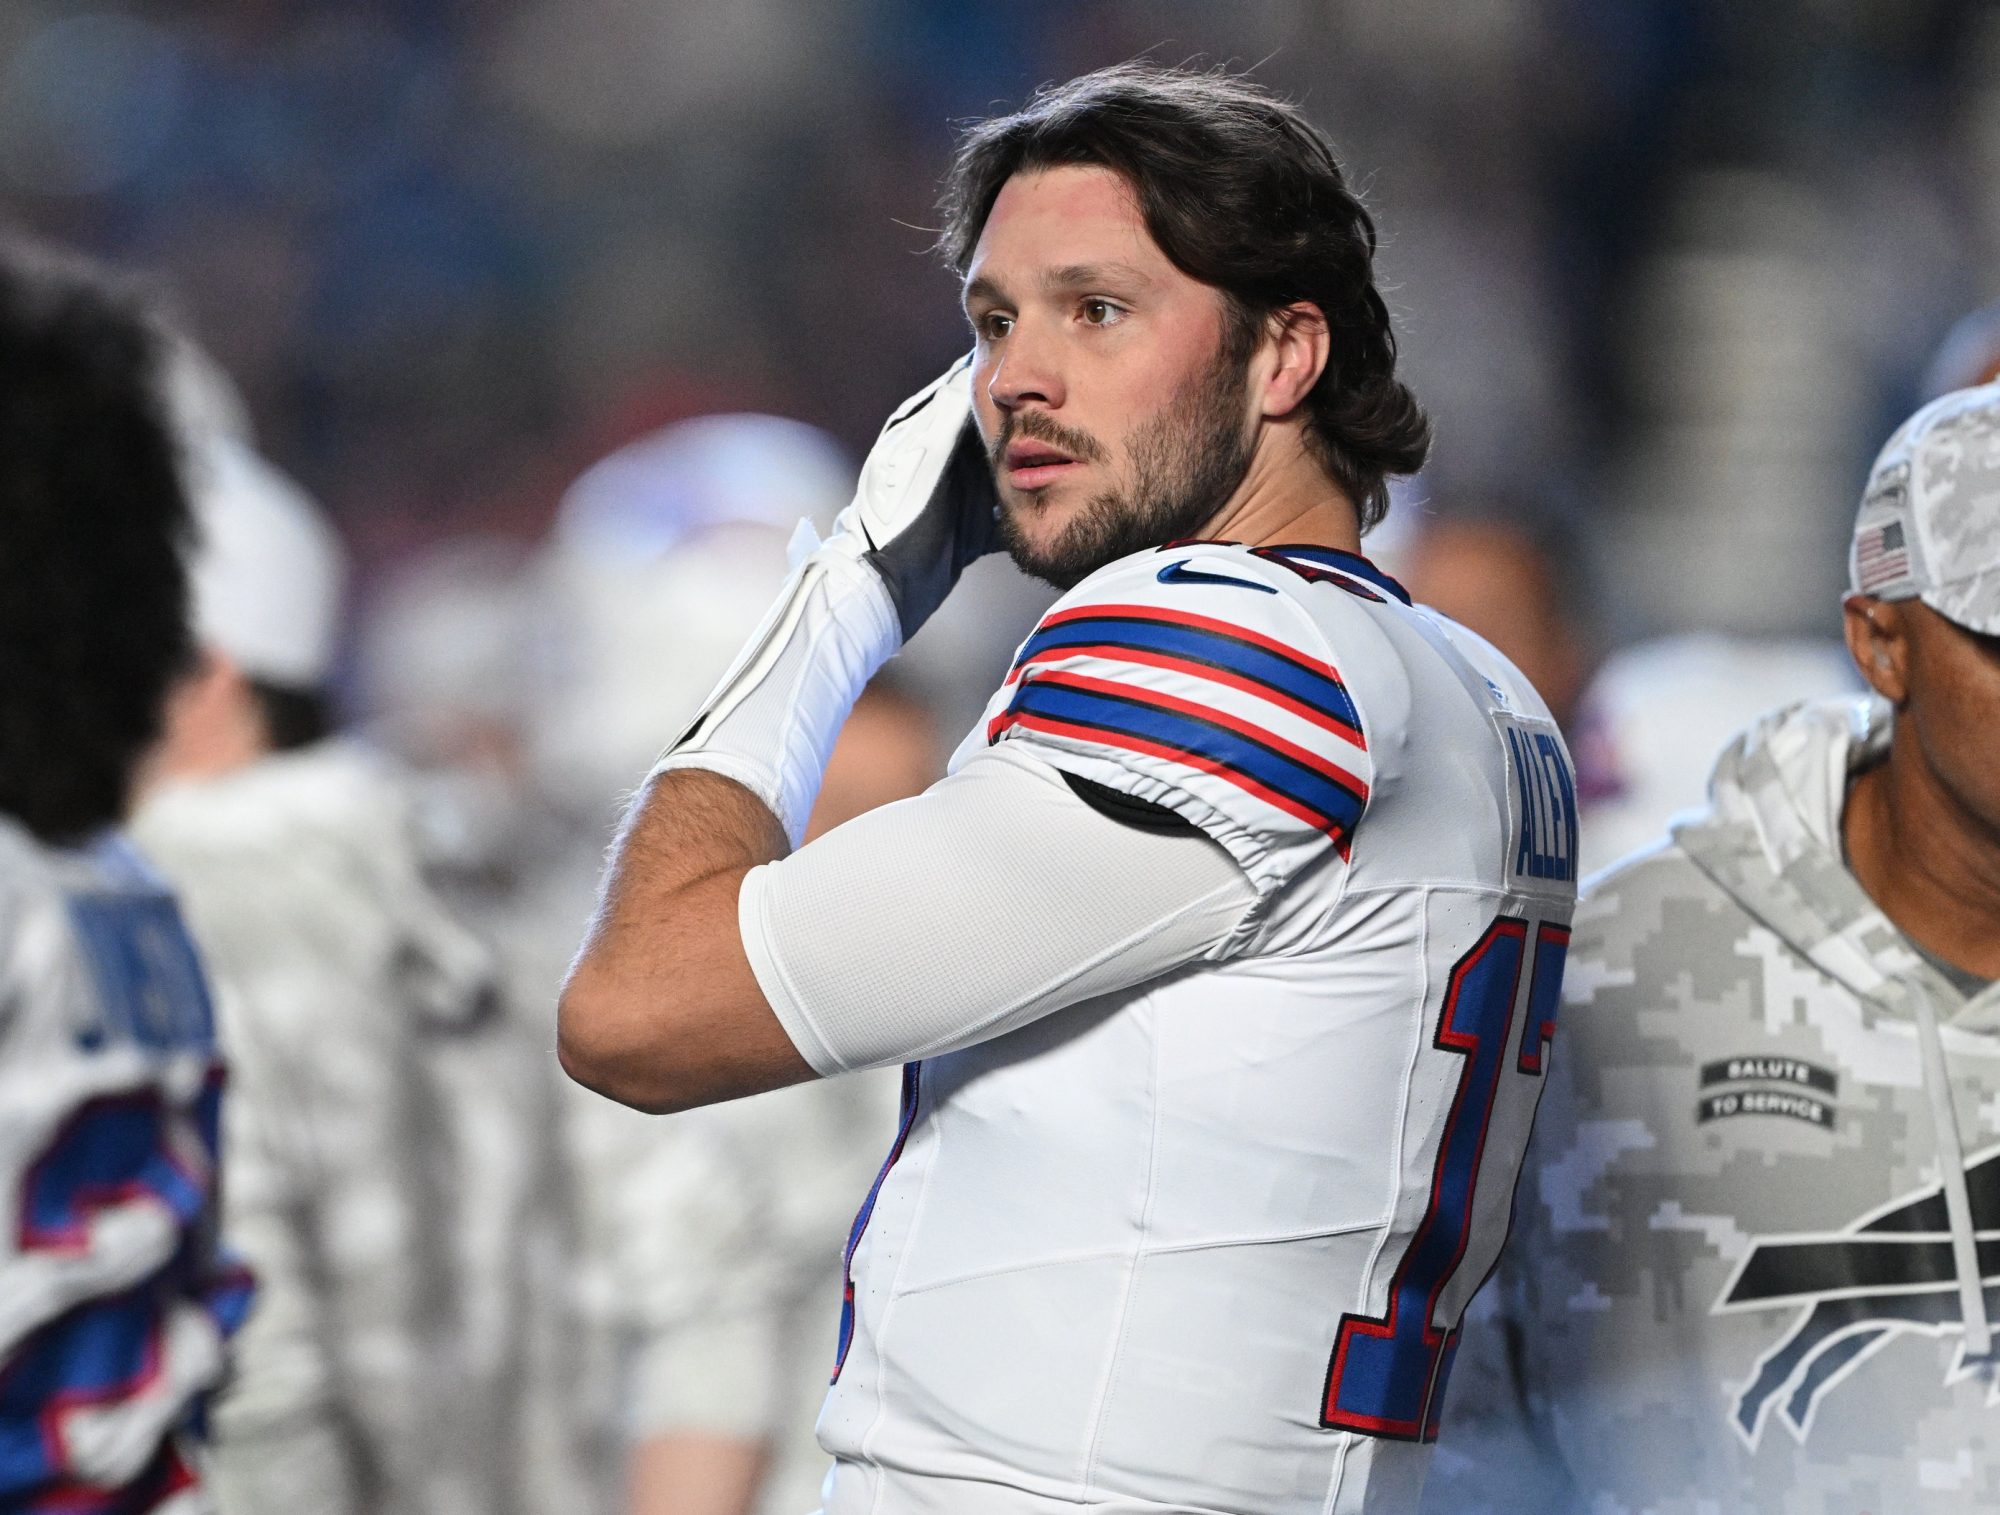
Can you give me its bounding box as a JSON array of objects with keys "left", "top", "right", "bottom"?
[
  {"left": 939, "top": 61, "right": 1429, "bottom": 531},
  {"left": 0, "top": 237, "right": 194, "bottom": 841}
]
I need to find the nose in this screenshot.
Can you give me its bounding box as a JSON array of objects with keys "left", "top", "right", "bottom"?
[{"left": 984, "top": 319, "right": 1066, "bottom": 416}]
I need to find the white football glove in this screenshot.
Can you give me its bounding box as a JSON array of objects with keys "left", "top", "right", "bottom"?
[
  {"left": 822, "top": 353, "right": 998, "bottom": 641},
  {"left": 653, "top": 358, "right": 997, "bottom": 846}
]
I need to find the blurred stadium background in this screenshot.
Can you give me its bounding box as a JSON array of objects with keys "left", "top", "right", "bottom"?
[
  {"left": 5, "top": 0, "right": 1996, "bottom": 634},
  {"left": 9, "top": 3, "right": 2000, "bottom": 1511}
]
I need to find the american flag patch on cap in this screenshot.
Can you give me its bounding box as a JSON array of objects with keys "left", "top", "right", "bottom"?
[{"left": 1855, "top": 518, "right": 1910, "bottom": 593}]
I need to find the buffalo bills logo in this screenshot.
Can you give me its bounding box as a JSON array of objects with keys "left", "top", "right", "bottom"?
[{"left": 1714, "top": 1145, "right": 2000, "bottom": 1446}]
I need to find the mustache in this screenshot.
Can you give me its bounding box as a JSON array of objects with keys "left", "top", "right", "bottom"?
[{"left": 988, "top": 410, "right": 1106, "bottom": 470}]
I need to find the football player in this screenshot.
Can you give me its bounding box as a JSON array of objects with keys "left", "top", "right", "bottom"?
[
  {"left": 1422, "top": 384, "right": 2000, "bottom": 1512},
  {"left": 560, "top": 63, "right": 1580, "bottom": 1514},
  {"left": 0, "top": 239, "right": 251, "bottom": 1511}
]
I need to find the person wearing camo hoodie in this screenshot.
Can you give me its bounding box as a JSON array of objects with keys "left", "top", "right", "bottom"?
[
  {"left": 132, "top": 431, "right": 591, "bottom": 1515},
  {"left": 1422, "top": 383, "right": 2000, "bottom": 1514}
]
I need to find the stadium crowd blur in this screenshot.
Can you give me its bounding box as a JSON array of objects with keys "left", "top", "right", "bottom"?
[{"left": 7, "top": 0, "right": 2000, "bottom": 1511}]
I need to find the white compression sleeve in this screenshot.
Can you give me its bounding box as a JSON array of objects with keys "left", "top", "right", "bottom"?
[
  {"left": 736, "top": 745, "right": 1258, "bottom": 1076},
  {"left": 652, "top": 543, "right": 899, "bottom": 849}
]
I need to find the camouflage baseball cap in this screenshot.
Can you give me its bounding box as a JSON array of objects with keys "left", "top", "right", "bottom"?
[{"left": 1849, "top": 382, "right": 2000, "bottom": 634}]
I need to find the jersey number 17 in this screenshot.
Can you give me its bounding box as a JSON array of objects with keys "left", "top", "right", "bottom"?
[{"left": 1320, "top": 912, "right": 1569, "bottom": 1441}]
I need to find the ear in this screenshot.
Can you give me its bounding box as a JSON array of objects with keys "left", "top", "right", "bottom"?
[
  {"left": 1255, "top": 302, "right": 1330, "bottom": 421},
  {"left": 1842, "top": 595, "right": 1911, "bottom": 704}
]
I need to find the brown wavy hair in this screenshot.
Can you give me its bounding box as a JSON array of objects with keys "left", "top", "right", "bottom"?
[{"left": 939, "top": 62, "right": 1430, "bottom": 531}]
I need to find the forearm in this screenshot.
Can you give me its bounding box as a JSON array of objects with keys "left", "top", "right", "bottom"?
[
  {"left": 628, "top": 1432, "right": 766, "bottom": 1515},
  {"left": 557, "top": 355, "right": 991, "bottom": 1113},
  {"left": 622, "top": 1292, "right": 783, "bottom": 1515},
  {"left": 558, "top": 770, "right": 810, "bottom": 1113}
]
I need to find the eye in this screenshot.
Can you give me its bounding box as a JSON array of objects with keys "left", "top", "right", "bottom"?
[
  {"left": 1080, "top": 298, "right": 1125, "bottom": 327},
  {"left": 975, "top": 311, "right": 1014, "bottom": 341}
]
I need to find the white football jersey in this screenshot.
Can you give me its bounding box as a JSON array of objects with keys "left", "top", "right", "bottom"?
[
  {"left": 816, "top": 543, "right": 1580, "bottom": 1515},
  {"left": 0, "top": 815, "right": 250, "bottom": 1513}
]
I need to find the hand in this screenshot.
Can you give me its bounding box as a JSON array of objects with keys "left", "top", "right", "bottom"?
[{"left": 826, "top": 354, "right": 998, "bottom": 642}]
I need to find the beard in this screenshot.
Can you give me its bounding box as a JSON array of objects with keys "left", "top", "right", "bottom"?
[{"left": 991, "top": 341, "right": 1257, "bottom": 590}]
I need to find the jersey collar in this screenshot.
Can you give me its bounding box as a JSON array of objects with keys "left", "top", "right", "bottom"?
[{"left": 1261, "top": 545, "right": 1413, "bottom": 606}]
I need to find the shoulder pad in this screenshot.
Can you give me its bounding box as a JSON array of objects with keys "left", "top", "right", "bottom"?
[{"left": 984, "top": 544, "right": 1376, "bottom": 897}]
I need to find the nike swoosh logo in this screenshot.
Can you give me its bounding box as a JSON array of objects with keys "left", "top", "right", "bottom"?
[{"left": 1156, "top": 560, "right": 1278, "bottom": 593}]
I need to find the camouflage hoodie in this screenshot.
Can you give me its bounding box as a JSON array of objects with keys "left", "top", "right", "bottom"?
[
  {"left": 1422, "top": 695, "right": 2000, "bottom": 1515},
  {"left": 135, "top": 741, "right": 590, "bottom": 1515}
]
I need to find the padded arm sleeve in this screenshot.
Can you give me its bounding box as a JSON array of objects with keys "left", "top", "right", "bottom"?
[{"left": 737, "top": 744, "right": 1256, "bottom": 1076}]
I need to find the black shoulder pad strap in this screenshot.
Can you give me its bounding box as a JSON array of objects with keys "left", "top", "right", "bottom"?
[{"left": 1060, "top": 771, "right": 1199, "bottom": 835}]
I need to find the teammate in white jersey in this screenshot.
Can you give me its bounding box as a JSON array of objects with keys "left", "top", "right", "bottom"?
[
  {"left": 559, "top": 64, "right": 1579, "bottom": 1514},
  {"left": 0, "top": 240, "right": 251, "bottom": 1513}
]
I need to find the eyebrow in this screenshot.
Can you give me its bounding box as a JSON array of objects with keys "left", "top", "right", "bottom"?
[
  {"left": 962, "top": 273, "right": 1006, "bottom": 312},
  {"left": 1042, "top": 261, "right": 1152, "bottom": 294},
  {"left": 962, "top": 261, "right": 1155, "bottom": 312}
]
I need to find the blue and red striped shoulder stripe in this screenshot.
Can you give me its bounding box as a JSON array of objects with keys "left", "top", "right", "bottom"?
[
  {"left": 990, "top": 603, "right": 1368, "bottom": 844},
  {"left": 1005, "top": 603, "right": 1363, "bottom": 742}
]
